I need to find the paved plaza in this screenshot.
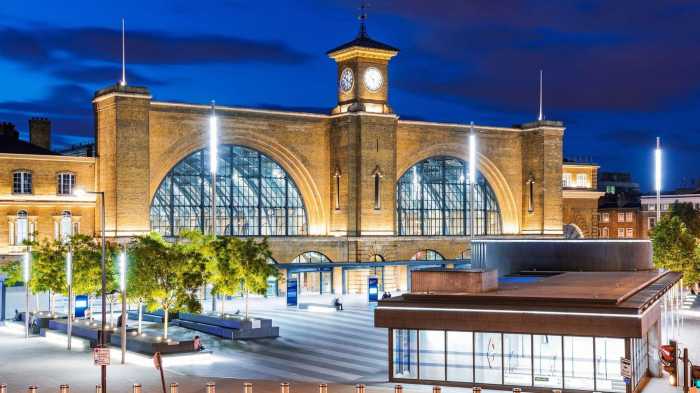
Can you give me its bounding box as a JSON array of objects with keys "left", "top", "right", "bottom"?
[{"left": 1, "top": 292, "right": 699, "bottom": 393}]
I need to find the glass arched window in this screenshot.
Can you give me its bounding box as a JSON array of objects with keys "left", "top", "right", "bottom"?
[
  {"left": 15, "top": 210, "right": 29, "bottom": 245},
  {"left": 410, "top": 249, "right": 444, "bottom": 261},
  {"left": 150, "top": 145, "right": 307, "bottom": 236},
  {"left": 370, "top": 254, "right": 385, "bottom": 262},
  {"left": 292, "top": 251, "right": 331, "bottom": 263},
  {"left": 397, "top": 156, "right": 501, "bottom": 236}
]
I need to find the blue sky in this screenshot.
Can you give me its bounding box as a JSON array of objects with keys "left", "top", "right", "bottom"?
[{"left": 1, "top": 0, "right": 699, "bottom": 192}]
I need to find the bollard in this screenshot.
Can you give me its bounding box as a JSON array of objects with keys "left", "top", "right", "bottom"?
[
  {"left": 512, "top": 389, "right": 521, "bottom": 393},
  {"left": 432, "top": 387, "right": 441, "bottom": 393},
  {"left": 355, "top": 384, "right": 365, "bottom": 393},
  {"left": 28, "top": 386, "right": 38, "bottom": 393},
  {"left": 170, "top": 383, "right": 179, "bottom": 393},
  {"left": 393, "top": 385, "right": 402, "bottom": 393},
  {"left": 1, "top": 384, "right": 6, "bottom": 393},
  {"left": 206, "top": 382, "right": 216, "bottom": 393},
  {"left": 244, "top": 383, "right": 253, "bottom": 393},
  {"left": 551, "top": 390, "right": 561, "bottom": 393},
  {"left": 95, "top": 386, "right": 101, "bottom": 393},
  {"left": 318, "top": 384, "right": 327, "bottom": 393},
  {"left": 59, "top": 385, "right": 70, "bottom": 393},
  {"left": 472, "top": 388, "right": 481, "bottom": 393},
  {"left": 280, "top": 383, "right": 289, "bottom": 393},
  {"left": 132, "top": 384, "right": 142, "bottom": 393}
]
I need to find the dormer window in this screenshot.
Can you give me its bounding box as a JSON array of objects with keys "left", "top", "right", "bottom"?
[
  {"left": 57, "top": 172, "right": 76, "bottom": 195},
  {"left": 12, "top": 170, "right": 32, "bottom": 194}
]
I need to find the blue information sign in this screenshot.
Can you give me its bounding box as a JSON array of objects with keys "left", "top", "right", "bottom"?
[
  {"left": 287, "top": 278, "right": 298, "bottom": 307},
  {"left": 368, "top": 276, "right": 379, "bottom": 302},
  {"left": 75, "top": 295, "right": 89, "bottom": 318}
]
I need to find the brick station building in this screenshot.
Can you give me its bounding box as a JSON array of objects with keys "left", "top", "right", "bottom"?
[{"left": 0, "top": 24, "right": 600, "bottom": 295}]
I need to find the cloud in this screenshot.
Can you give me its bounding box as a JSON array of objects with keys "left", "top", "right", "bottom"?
[
  {"left": 0, "top": 84, "right": 92, "bottom": 118},
  {"left": 51, "top": 65, "right": 164, "bottom": 86},
  {"left": 596, "top": 128, "right": 700, "bottom": 154},
  {"left": 0, "top": 25, "right": 311, "bottom": 67}
]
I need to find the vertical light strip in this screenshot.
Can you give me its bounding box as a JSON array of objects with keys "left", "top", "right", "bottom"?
[
  {"left": 66, "top": 251, "right": 72, "bottom": 286},
  {"left": 209, "top": 103, "right": 218, "bottom": 175},
  {"left": 23, "top": 252, "right": 30, "bottom": 283},
  {"left": 469, "top": 131, "right": 477, "bottom": 184},
  {"left": 655, "top": 137, "right": 661, "bottom": 222},
  {"left": 119, "top": 251, "right": 126, "bottom": 292}
]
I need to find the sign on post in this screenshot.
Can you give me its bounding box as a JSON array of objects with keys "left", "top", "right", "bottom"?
[
  {"left": 368, "top": 276, "right": 379, "bottom": 302},
  {"left": 287, "top": 278, "right": 298, "bottom": 307},
  {"left": 75, "top": 295, "right": 88, "bottom": 318},
  {"left": 93, "top": 347, "right": 110, "bottom": 366},
  {"left": 620, "top": 357, "right": 632, "bottom": 384}
]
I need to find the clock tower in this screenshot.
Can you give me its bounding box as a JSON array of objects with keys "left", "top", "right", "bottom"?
[{"left": 327, "top": 13, "right": 398, "bottom": 114}]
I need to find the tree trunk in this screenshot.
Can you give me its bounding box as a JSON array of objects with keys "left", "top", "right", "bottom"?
[
  {"left": 35, "top": 293, "right": 39, "bottom": 312},
  {"left": 137, "top": 300, "right": 143, "bottom": 334},
  {"left": 220, "top": 295, "right": 225, "bottom": 315},
  {"left": 163, "top": 307, "right": 169, "bottom": 339},
  {"left": 245, "top": 290, "right": 249, "bottom": 320},
  {"left": 50, "top": 291, "right": 56, "bottom": 314},
  {"left": 211, "top": 289, "right": 217, "bottom": 313}
]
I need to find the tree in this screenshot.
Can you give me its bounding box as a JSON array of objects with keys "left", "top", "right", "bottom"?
[
  {"left": 210, "top": 236, "right": 242, "bottom": 315},
  {"left": 0, "top": 260, "right": 22, "bottom": 286},
  {"left": 234, "top": 238, "right": 277, "bottom": 320},
  {"left": 178, "top": 230, "right": 216, "bottom": 312},
  {"left": 670, "top": 202, "right": 700, "bottom": 238},
  {"left": 651, "top": 216, "right": 700, "bottom": 284},
  {"left": 128, "top": 232, "right": 206, "bottom": 338},
  {"left": 29, "top": 238, "right": 68, "bottom": 314}
]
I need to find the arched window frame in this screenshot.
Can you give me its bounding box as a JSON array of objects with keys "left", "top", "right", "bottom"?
[
  {"left": 396, "top": 156, "right": 502, "bottom": 236},
  {"left": 291, "top": 251, "right": 332, "bottom": 264},
  {"left": 410, "top": 249, "right": 444, "bottom": 261},
  {"left": 149, "top": 145, "right": 308, "bottom": 237}
]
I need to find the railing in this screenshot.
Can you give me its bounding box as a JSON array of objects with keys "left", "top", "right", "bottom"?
[{"left": 0, "top": 382, "right": 571, "bottom": 393}]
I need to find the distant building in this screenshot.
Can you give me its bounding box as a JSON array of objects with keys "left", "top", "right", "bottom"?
[
  {"left": 597, "top": 171, "right": 640, "bottom": 196},
  {"left": 561, "top": 159, "right": 604, "bottom": 238},
  {"left": 597, "top": 172, "right": 642, "bottom": 239},
  {"left": 58, "top": 143, "right": 95, "bottom": 157},
  {"left": 641, "top": 190, "right": 700, "bottom": 238}
]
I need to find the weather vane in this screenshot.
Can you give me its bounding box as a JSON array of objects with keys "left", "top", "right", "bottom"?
[{"left": 358, "top": 0, "right": 370, "bottom": 37}]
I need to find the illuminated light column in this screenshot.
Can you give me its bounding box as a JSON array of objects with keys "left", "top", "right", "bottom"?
[
  {"left": 209, "top": 101, "right": 218, "bottom": 313},
  {"left": 655, "top": 137, "right": 662, "bottom": 222},
  {"left": 23, "top": 252, "right": 30, "bottom": 338},
  {"left": 469, "top": 122, "right": 477, "bottom": 247},
  {"left": 119, "top": 251, "right": 127, "bottom": 364},
  {"left": 66, "top": 250, "right": 73, "bottom": 350}
]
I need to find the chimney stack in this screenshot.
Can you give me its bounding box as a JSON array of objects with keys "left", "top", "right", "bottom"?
[
  {"left": 29, "top": 117, "right": 51, "bottom": 151},
  {"left": 0, "top": 122, "right": 19, "bottom": 139}
]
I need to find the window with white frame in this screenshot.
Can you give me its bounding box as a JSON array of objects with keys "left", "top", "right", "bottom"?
[
  {"left": 625, "top": 212, "right": 634, "bottom": 222},
  {"left": 649, "top": 217, "right": 656, "bottom": 229},
  {"left": 11, "top": 210, "right": 34, "bottom": 246},
  {"left": 626, "top": 228, "right": 634, "bottom": 238},
  {"left": 601, "top": 227, "right": 609, "bottom": 238},
  {"left": 12, "top": 171, "right": 32, "bottom": 194},
  {"left": 60, "top": 211, "right": 72, "bottom": 241},
  {"left": 617, "top": 228, "right": 625, "bottom": 238},
  {"left": 600, "top": 212, "right": 610, "bottom": 223},
  {"left": 57, "top": 172, "right": 76, "bottom": 195},
  {"left": 562, "top": 173, "right": 573, "bottom": 188},
  {"left": 617, "top": 213, "right": 625, "bottom": 222},
  {"left": 576, "top": 173, "right": 589, "bottom": 188}
]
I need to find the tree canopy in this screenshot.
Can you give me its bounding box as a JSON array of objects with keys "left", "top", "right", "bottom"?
[
  {"left": 651, "top": 216, "right": 700, "bottom": 284},
  {"left": 0, "top": 259, "right": 22, "bottom": 286}
]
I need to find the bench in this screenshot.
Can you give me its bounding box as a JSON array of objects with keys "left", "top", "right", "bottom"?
[
  {"left": 109, "top": 332, "right": 194, "bottom": 355},
  {"left": 175, "top": 313, "right": 279, "bottom": 340}
]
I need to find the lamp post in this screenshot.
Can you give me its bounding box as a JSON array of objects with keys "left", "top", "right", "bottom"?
[
  {"left": 75, "top": 188, "right": 107, "bottom": 393},
  {"left": 468, "top": 122, "right": 477, "bottom": 262},
  {"left": 655, "top": 137, "right": 662, "bottom": 223},
  {"left": 66, "top": 249, "right": 73, "bottom": 350},
  {"left": 209, "top": 101, "right": 218, "bottom": 312},
  {"left": 119, "top": 251, "right": 127, "bottom": 364},
  {"left": 23, "top": 251, "right": 30, "bottom": 338}
]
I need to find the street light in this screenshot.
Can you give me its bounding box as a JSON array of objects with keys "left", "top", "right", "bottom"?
[
  {"left": 119, "top": 250, "right": 127, "bottom": 364},
  {"left": 209, "top": 101, "right": 218, "bottom": 312},
  {"left": 23, "top": 251, "right": 30, "bottom": 338},
  {"left": 469, "top": 122, "right": 477, "bottom": 248},
  {"left": 66, "top": 250, "right": 73, "bottom": 350},
  {"left": 655, "top": 137, "right": 662, "bottom": 223},
  {"left": 74, "top": 188, "right": 107, "bottom": 393}
]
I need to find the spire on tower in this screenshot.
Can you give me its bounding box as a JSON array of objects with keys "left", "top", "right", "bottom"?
[
  {"left": 358, "top": 0, "right": 369, "bottom": 38},
  {"left": 537, "top": 69, "right": 544, "bottom": 121},
  {"left": 120, "top": 18, "right": 127, "bottom": 87}
]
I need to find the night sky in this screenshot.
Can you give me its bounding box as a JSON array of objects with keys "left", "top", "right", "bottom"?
[{"left": 1, "top": 1, "right": 699, "bottom": 192}]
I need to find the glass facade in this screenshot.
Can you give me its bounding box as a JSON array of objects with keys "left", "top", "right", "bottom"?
[
  {"left": 290, "top": 251, "right": 331, "bottom": 295},
  {"left": 392, "top": 329, "right": 631, "bottom": 393},
  {"left": 150, "top": 145, "right": 307, "bottom": 236},
  {"left": 397, "top": 156, "right": 501, "bottom": 236}
]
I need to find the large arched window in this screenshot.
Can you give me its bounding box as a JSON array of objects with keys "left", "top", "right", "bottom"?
[
  {"left": 397, "top": 156, "right": 502, "bottom": 236},
  {"left": 150, "top": 145, "right": 307, "bottom": 236},
  {"left": 292, "top": 251, "right": 331, "bottom": 263}
]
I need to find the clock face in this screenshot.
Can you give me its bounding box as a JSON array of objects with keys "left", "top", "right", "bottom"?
[
  {"left": 339, "top": 68, "right": 354, "bottom": 93},
  {"left": 363, "top": 67, "right": 383, "bottom": 92}
]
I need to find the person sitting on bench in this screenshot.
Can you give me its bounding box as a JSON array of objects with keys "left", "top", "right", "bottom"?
[{"left": 334, "top": 297, "right": 343, "bottom": 311}]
